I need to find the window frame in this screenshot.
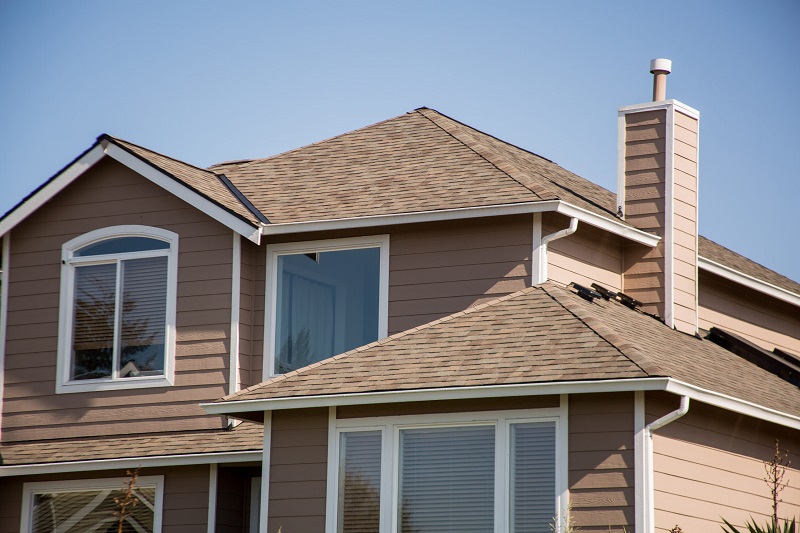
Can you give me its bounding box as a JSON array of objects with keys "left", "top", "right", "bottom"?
[
  {"left": 20, "top": 475, "right": 165, "bottom": 533},
  {"left": 263, "top": 235, "right": 390, "bottom": 379},
  {"left": 57, "top": 225, "right": 178, "bottom": 394},
  {"left": 326, "top": 407, "right": 568, "bottom": 533}
]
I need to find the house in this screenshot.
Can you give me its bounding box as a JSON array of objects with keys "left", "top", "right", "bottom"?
[{"left": 0, "top": 59, "right": 799, "bottom": 533}]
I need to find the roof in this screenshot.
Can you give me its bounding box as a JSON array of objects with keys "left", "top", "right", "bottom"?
[
  {"left": 218, "top": 282, "right": 800, "bottom": 420},
  {"left": 0, "top": 422, "right": 263, "bottom": 469},
  {"left": 211, "top": 108, "right": 621, "bottom": 225}
]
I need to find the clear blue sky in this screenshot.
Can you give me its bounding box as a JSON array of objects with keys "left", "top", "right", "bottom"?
[{"left": 1, "top": 1, "right": 798, "bottom": 282}]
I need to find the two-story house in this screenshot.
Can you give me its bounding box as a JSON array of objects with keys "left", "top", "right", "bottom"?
[{"left": 1, "top": 60, "right": 799, "bottom": 533}]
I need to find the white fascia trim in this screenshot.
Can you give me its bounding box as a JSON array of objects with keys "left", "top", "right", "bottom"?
[
  {"left": 103, "top": 143, "right": 261, "bottom": 243},
  {"left": 619, "top": 99, "right": 700, "bottom": 120},
  {"left": 665, "top": 379, "right": 800, "bottom": 430},
  {"left": 0, "top": 144, "right": 106, "bottom": 236},
  {"left": 202, "top": 378, "right": 671, "bottom": 415},
  {"left": 698, "top": 256, "right": 800, "bottom": 308},
  {"left": 261, "top": 200, "right": 660, "bottom": 247},
  {"left": 0, "top": 450, "right": 262, "bottom": 478},
  {"left": 555, "top": 202, "right": 659, "bottom": 246}
]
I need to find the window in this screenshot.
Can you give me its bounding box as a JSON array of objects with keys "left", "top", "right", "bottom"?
[
  {"left": 265, "top": 236, "right": 389, "bottom": 377},
  {"left": 328, "top": 409, "right": 565, "bottom": 533},
  {"left": 20, "top": 476, "right": 165, "bottom": 533},
  {"left": 57, "top": 226, "right": 178, "bottom": 393}
]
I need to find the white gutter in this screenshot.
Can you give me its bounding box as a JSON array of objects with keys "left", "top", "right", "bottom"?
[
  {"left": 0, "top": 450, "right": 262, "bottom": 478},
  {"left": 260, "top": 200, "right": 660, "bottom": 247},
  {"left": 640, "top": 395, "right": 690, "bottom": 533},
  {"left": 534, "top": 217, "right": 578, "bottom": 284},
  {"left": 698, "top": 256, "right": 800, "bottom": 308}
]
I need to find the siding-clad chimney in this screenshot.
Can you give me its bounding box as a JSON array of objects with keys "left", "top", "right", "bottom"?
[{"left": 618, "top": 59, "right": 700, "bottom": 335}]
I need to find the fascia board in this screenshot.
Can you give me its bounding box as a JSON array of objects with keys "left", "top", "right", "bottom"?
[
  {"left": 698, "top": 256, "right": 800, "bottom": 308},
  {"left": 103, "top": 143, "right": 262, "bottom": 243},
  {"left": 0, "top": 143, "right": 106, "bottom": 237},
  {"left": 260, "top": 200, "right": 660, "bottom": 247},
  {"left": 619, "top": 99, "right": 700, "bottom": 119},
  {"left": 665, "top": 379, "right": 800, "bottom": 430},
  {"left": 202, "top": 378, "right": 672, "bottom": 415},
  {"left": 0, "top": 450, "right": 262, "bottom": 478}
]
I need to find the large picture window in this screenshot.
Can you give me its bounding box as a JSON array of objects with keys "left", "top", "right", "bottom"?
[
  {"left": 57, "top": 226, "right": 178, "bottom": 393},
  {"left": 328, "top": 410, "right": 565, "bottom": 533},
  {"left": 265, "top": 236, "right": 389, "bottom": 377},
  {"left": 20, "top": 476, "right": 165, "bottom": 533}
]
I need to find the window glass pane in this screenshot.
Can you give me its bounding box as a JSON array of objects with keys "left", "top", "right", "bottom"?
[
  {"left": 275, "top": 247, "right": 380, "bottom": 373},
  {"left": 338, "top": 431, "right": 382, "bottom": 533},
  {"left": 119, "top": 257, "right": 168, "bottom": 378},
  {"left": 399, "top": 426, "right": 495, "bottom": 533},
  {"left": 31, "top": 486, "right": 156, "bottom": 532},
  {"left": 510, "top": 422, "right": 556, "bottom": 533},
  {"left": 75, "top": 237, "right": 169, "bottom": 257},
  {"left": 72, "top": 263, "right": 116, "bottom": 380}
]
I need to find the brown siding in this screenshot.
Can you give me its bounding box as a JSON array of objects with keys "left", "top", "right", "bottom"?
[
  {"left": 648, "top": 393, "right": 800, "bottom": 532},
  {"left": 238, "top": 237, "right": 262, "bottom": 390},
  {"left": 3, "top": 157, "right": 233, "bottom": 442},
  {"left": 699, "top": 269, "right": 800, "bottom": 352},
  {"left": 544, "top": 212, "right": 624, "bottom": 291},
  {"left": 623, "top": 109, "right": 667, "bottom": 318},
  {"left": 388, "top": 215, "right": 532, "bottom": 334},
  {"left": 216, "top": 465, "right": 261, "bottom": 533},
  {"left": 268, "top": 408, "right": 328, "bottom": 533},
  {"left": 569, "top": 393, "right": 634, "bottom": 533},
  {"left": 0, "top": 465, "right": 211, "bottom": 533}
]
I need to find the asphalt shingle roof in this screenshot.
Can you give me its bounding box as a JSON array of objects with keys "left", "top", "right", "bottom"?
[{"left": 220, "top": 283, "right": 800, "bottom": 419}]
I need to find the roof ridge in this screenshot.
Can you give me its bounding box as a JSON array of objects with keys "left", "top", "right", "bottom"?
[
  {"left": 540, "top": 283, "right": 663, "bottom": 376},
  {"left": 221, "top": 286, "right": 543, "bottom": 402},
  {"left": 414, "top": 108, "right": 556, "bottom": 201},
  {"left": 208, "top": 110, "right": 418, "bottom": 172}
]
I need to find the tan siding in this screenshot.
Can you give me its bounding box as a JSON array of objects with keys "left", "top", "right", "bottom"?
[
  {"left": 269, "top": 408, "right": 328, "bottom": 533},
  {"left": 238, "top": 238, "right": 259, "bottom": 389},
  {"left": 649, "top": 394, "right": 800, "bottom": 532},
  {"left": 698, "top": 270, "right": 800, "bottom": 353},
  {"left": 388, "top": 215, "right": 531, "bottom": 334},
  {"left": 569, "top": 393, "right": 634, "bottom": 532},
  {"left": 2, "top": 157, "right": 233, "bottom": 442},
  {"left": 544, "top": 213, "right": 623, "bottom": 291}
]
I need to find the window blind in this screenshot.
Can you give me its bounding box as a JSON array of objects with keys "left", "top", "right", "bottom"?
[
  {"left": 399, "top": 426, "right": 495, "bottom": 533},
  {"left": 510, "top": 422, "right": 556, "bottom": 533},
  {"left": 339, "top": 431, "right": 382, "bottom": 533},
  {"left": 72, "top": 263, "right": 117, "bottom": 380},
  {"left": 119, "top": 256, "right": 167, "bottom": 376}
]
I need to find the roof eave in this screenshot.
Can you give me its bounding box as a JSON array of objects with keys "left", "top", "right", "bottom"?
[{"left": 698, "top": 256, "right": 800, "bottom": 308}]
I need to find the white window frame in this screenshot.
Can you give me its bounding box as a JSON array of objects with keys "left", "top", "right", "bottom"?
[
  {"left": 263, "top": 235, "right": 390, "bottom": 379},
  {"left": 326, "top": 408, "right": 567, "bottom": 533},
  {"left": 57, "top": 225, "right": 178, "bottom": 394},
  {"left": 20, "top": 475, "right": 165, "bottom": 533}
]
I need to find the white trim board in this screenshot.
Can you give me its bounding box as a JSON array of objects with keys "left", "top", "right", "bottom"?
[
  {"left": 260, "top": 200, "right": 660, "bottom": 247},
  {"left": 0, "top": 450, "right": 262, "bottom": 478},
  {"left": 0, "top": 139, "right": 261, "bottom": 243},
  {"left": 204, "top": 376, "right": 800, "bottom": 431},
  {"left": 698, "top": 256, "right": 800, "bottom": 308}
]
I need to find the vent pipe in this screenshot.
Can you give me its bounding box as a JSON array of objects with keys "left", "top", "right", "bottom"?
[{"left": 650, "top": 58, "right": 672, "bottom": 101}]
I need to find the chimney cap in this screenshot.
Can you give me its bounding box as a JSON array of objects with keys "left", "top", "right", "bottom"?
[{"left": 650, "top": 58, "right": 672, "bottom": 74}]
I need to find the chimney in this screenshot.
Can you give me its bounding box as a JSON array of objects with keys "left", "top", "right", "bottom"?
[{"left": 617, "top": 59, "right": 700, "bottom": 335}]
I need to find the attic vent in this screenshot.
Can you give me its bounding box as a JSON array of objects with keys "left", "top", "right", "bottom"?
[
  {"left": 615, "top": 292, "right": 642, "bottom": 310},
  {"left": 591, "top": 283, "right": 616, "bottom": 300},
  {"left": 568, "top": 282, "right": 602, "bottom": 302},
  {"left": 707, "top": 327, "right": 800, "bottom": 387}
]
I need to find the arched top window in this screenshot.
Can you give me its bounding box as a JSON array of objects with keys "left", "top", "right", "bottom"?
[{"left": 57, "top": 226, "right": 178, "bottom": 393}]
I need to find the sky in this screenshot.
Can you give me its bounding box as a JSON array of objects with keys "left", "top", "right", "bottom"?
[{"left": 1, "top": 1, "right": 798, "bottom": 282}]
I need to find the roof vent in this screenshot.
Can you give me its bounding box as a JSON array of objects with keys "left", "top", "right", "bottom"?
[
  {"left": 591, "top": 283, "right": 616, "bottom": 300},
  {"left": 615, "top": 292, "right": 642, "bottom": 310},
  {"left": 707, "top": 328, "right": 800, "bottom": 387},
  {"left": 568, "top": 282, "right": 603, "bottom": 302},
  {"left": 650, "top": 58, "right": 672, "bottom": 102}
]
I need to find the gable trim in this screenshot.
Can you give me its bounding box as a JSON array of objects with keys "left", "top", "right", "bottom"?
[
  {"left": 0, "top": 140, "right": 262, "bottom": 243},
  {"left": 698, "top": 256, "right": 800, "bottom": 308},
  {"left": 0, "top": 450, "right": 262, "bottom": 478}
]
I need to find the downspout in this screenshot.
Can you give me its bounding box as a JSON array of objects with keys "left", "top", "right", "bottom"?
[
  {"left": 533, "top": 217, "right": 578, "bottom": 284},
  {"left": 639, "top": 394, "right": 690, "bottom": 532}
]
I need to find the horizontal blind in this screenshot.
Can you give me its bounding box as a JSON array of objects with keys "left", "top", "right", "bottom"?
[
  {"left": 72, "top": 263, "right": 117, "bottom": 379},
  {"left": 510, "top": 422, "right": 556, "bottom": 533},
  {"left": 119, "top": 256, "right": 168, "bottom": 377},
  {"left": 399, "top": 425, "right": 495, "bottom": 533},
  {"left": 339, "top": 431, "right": 382, "bottom": 533}
]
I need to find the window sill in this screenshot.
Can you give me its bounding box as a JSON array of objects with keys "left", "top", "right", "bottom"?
[{"left": 56, "top": 376, "right": 174, "bottom": 394}]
